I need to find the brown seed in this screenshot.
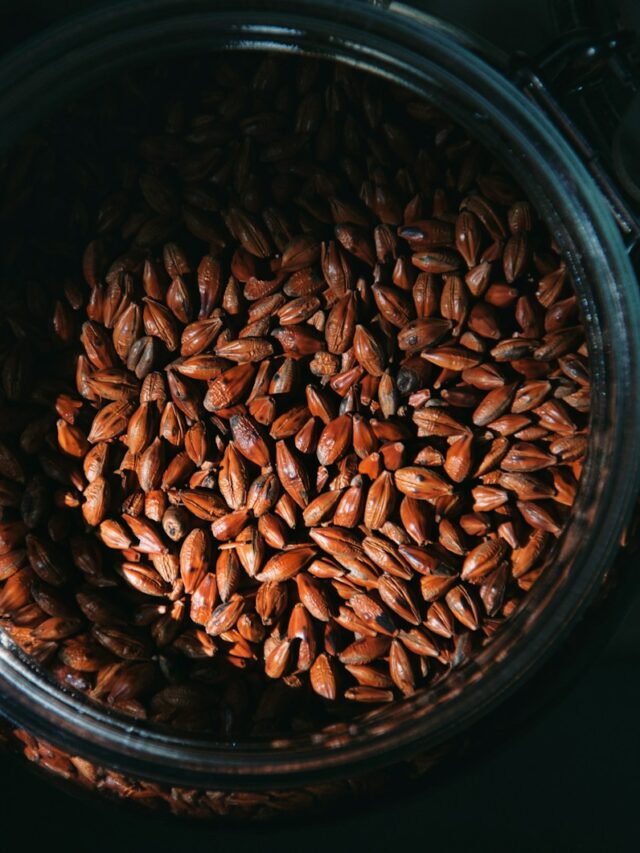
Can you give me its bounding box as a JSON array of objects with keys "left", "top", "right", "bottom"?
[
  {"left": 321, "top": 240, "right": 354, "bottom": 295},
  {"left": 80, "top": 322, "right": 117, "bottom": 370},
  {"left": 440, "top": 275, "right": 468, "bottom": 333},
  {"left": 302, "top": 490, "right": 343, "bottom": 527},
  {"left": 472, "top": 383, "right": 518, "bottom": 427},
  {"left": 142, "top": 298, "right": 180, "bottom": 351},
  {"left": 26, "top": 534, "right": 69, "bottom": 587},
  {"left": 259, "top": 512, "right": 288, "bottom": 549},
  {"left": 236, "top": 612, "right": 265, "bottom": 645},
  {"left": 399, "top": 219, "right": 453, "bottom": 250},
  {"left": 296, "top": 572, "right": 333, "bottom": 622},
  {"left": 166, "top": 276, "right": 193, "bottom": 325},
  {"left": 550, "top": 467, "right": 578, "bottom": 506},
  {"left": 211, "top": 510, "right": 251, "bottom": 541},
  {"left": 444, "top": 435, "right": 474, "bottom": 483},
  {"left": 310, "top": 653, "right": 338, "bottom": 699},
  {"left": 256, "top": 546, "right": 316, "bottom": 582},
  {"left": 216, "top": 443, "right": 248, "bottom": 511},
  {"left": 411, "top": 248, "right": 462, "bottom": 274},
  {"left": 123, "top": 513, "right": 167, "bottom": 554},
  {"left": 255, "top": 580, "right": 288, "bottom": 627},
  {"left": 126, "top": 337, "right": 158, "bottom": 380},
  {"left": 548, "top": 434, "right": 587, "bottom": 463},
  {"left": 467, "top": 302, "right": 500, "bottom": 339},
  {"left": 461, "top": 364, "right": 505, "bottom": 391},
  {"left": 533, "top": 400, "right": 576, "bottom": 434},
  {"left": 215, "top": 338, "right": 274, "bottom": 364},
  {"left": 178, "top": 528, "right": 212, "bottom": 594},
  {"left": 455, "top": 211, "right": 482, "bottom": 267},
  {"left": 272, "top": 325, "right": 324, "bottom": 357},
  {"left": 422, "top": 346, "right": 482, "bottom": 371},
  {"left": 316, "top": 414, "right": 353, "bottom": 467},
  {"left": 264, "top": 637, "right": 292, "bottom": 679},
  {"left": 275, "top": 441, "right": 311, "bottom": 509},
  {"left": 59, "top": 640, "right": 108, "bottom": 672},
  {"left": 377, "top": 575, "right": 420, "bottom": 625},
  {"left": 517, "top": 500, "right": 562, "bottom": 536},
  {"left": 125, "top": 403, "right": 155, "bottom": 455},
  {"left": 378, "top": 372, "right": 398, "bottom": 419},
  {"left": 180, "top": 317, "right": 223, "bottom": 358},
  {"left": 98, "top": 519, "right": 132, "bottom": 550},
  {"left": 350, "top": 593, "right": 396, "bottom": 635},
  {"left": 162, "top": 243, "right": 190, "bottom": 279},
  {"left": 81, "top": 477, "right": 110, "bottom": 527},
  {"left": 344, "top": 663, "right": 393, "bottom": 689},
  {"left": 353, "top": 325, "right": 386, "bottom": 377},
  {"left": 344, "top": 685, "right": 394, "bottom": 703},
  {"left": 136, "top": 438, "right": 163, "bottom": 493},
  {"left": 398, "top": 318, "right": 452, "bottom": 353},
  {"left": 364, "top": 472, "right": 396, "bottom": 530},
  {"left": 511, "top": 380, "right": 551, "bottom": 413},
  {"left": 247, "top": 472, "right": 279, "bottom": 517},
  {"left": 206, "top": 594, "right": 245, "bottom": 637},
  {"left": 325, "top": 293, "right": 357, "bottom": 354},
  {"left": 503, "top": 233, "right": 530, "bottom": 282},
  {"left": 118, "top": 563, "right": 168, "bottom": 597},
  {"left": 411, "top": 272, "right": 439, "bottom": 318},
  {"left": 34, "top": 616, "right": 83, "bottom": 641},
  {"left": 498, "top": 472, "right": 555, "bottom": 500},
  {"left": 271, "top": 405, "right": 310, "bottom": 440},
  {"left": 213, "top": 547, "right": 240, "bottom": 603},
  {"left": 512, "top": 530, "right": 549, "bottom": 577},
  {"left": 92, "top": 626, "right": 152, "bottom": 661},
  {"left": 277, "top": 295, "right": 321, "bottom": 326},
  {"left": 412, "top": 407, "right": 471, "bottom": 437},
  {"left": 173, "top": 354, "right": 227, "bottom": 381},
  {"left": 360, "top": 536, "right": 409, "bottom": 581},
  {"left": 373, "top": 285, "right": 412, "bottom": 329},
  {"left": 334, "top": 224, "right": 375, "bottom": 266},
  {"left": 501, "top": 442, "right": 556, "bottom": 472},
  {"left": 461, "top": 540, "right": 508, "bottom": 583},
  {"left": 333, "top": 481, "right": 365, "bottom": 528},
  {"left": 182, "top": 422, "right": 207, "bottom": 467},
  {"left": 394, "top": 467, "right": 453, "bottom": 500},
  {"left": 397, "top": 497, "right": 431, "bottom": 545},
  {"left": 397, "top": 627, "right": 440, "bottom": 658},
  {"left": 160, "top": 507, "right": 189, "bottom": 542},
  {"left": 472, "top": 485, "right": 509, "bottom": 512},
  {"left": 445, "top": 585, "right": 479, "bottom": 630},
  {"left": 305, "top": 386, "right": 336, "bottom": 425},
  {"left": 161, "top": 451, "right": 196, "bottom": 491},
  {"left": 87, "top": 400, "right": 134, "bottom": 443},
  {"left": 173, "top": 489, "right": 227, "bottom": 522},
  {"left": 87, "top": 368, "right": 140, "bottom": 402},
  {"left": 294, "top": 418, "right": 318, "bottom": 453},
  {"left": 389, "top": 639, "right": 415, "bottom": 695},
  {"left": 230, "top": 414, "right": 271, "bottom": 467}
]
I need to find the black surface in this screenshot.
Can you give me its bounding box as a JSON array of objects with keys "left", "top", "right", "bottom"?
[{"left": 0, "top": 2, "right": 639, "bottom": 851}]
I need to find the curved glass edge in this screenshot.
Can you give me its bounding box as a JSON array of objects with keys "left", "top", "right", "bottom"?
[
  {"left": 0, "top": 0, "right": 638, "bottom": 788},
  {"left": 0, "top": 0, "right": 510, "bottom": 147}
]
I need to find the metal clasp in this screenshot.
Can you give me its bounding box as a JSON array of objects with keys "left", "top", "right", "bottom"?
[{"left": 510, "top": 22, "right": 640, "bottom": 256}]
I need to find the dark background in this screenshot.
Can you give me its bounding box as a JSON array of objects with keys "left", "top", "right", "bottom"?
[{"left": 0, "top": 2, "right": 639, "bottom": 851}]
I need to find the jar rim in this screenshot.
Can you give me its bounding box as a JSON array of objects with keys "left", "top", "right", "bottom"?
[{"left": 0, "top": 0, "right": 639, "bottom": 789}]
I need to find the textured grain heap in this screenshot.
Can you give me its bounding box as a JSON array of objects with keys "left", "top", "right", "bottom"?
[{"left": 0, "top": 54, "right": 589, "bottom": 735}]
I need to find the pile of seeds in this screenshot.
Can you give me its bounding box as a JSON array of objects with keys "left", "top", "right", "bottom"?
[{"left": 0, "top": 54, "right": 589, "bottom": 735}]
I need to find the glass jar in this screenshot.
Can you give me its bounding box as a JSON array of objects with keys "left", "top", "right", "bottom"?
[{"left": 0, "top": 0, "right": 639, "bottom": 819}]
